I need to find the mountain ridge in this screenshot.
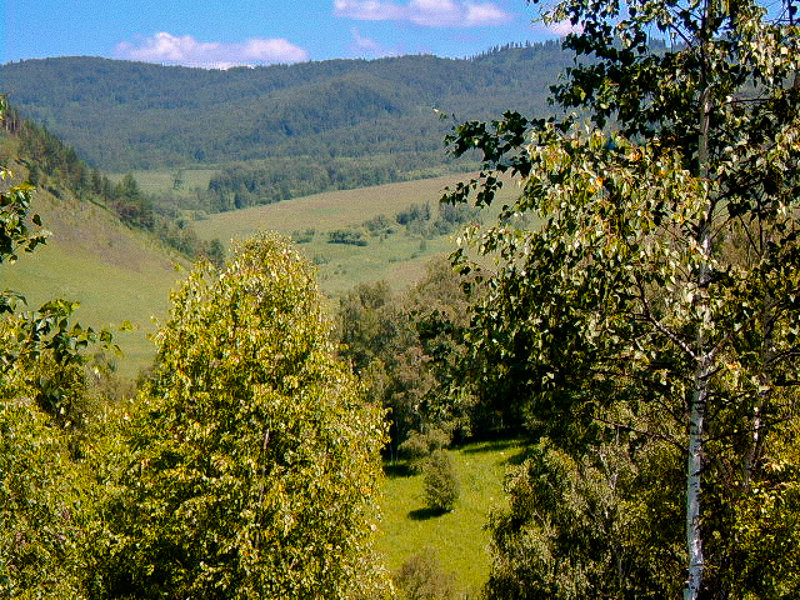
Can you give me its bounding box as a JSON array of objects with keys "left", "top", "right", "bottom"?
[{"left": 0, "top": 42, "right": 572, "bottom": 171}]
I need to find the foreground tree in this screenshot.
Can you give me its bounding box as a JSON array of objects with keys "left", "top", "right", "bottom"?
[
  {"left": 444, "top": 1, "right": 800, "bottom": 597},
  {"left": 1, "top": 96, "right": 114, "bottom": 599},
  {"left": 93, "top": 233, "right": 389, "bottom": 599}
]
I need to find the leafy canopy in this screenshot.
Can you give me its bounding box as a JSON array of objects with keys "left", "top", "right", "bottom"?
[
  {"left": 94, "top": 233, "right": 390, "bottom": 599},
  {"left": 443, "top": 0, "right": 800, "bottom": 598}
]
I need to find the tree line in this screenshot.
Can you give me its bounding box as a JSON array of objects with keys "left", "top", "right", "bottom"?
[{"left": 201, "top": 152, "right": 472, "bottom": 213}]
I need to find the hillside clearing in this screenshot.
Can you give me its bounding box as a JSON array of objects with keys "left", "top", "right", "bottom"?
[
  {"left": 379, "top": 439, "right": 526, "bottom": 596},
  {"left": 195, "top": 173, "right": 520, "bottom": 293}
]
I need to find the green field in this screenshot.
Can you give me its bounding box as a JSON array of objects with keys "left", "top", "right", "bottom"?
[
  {"left": 194, "top": 173, "right": 519, "bottom": 294},
  {"left": 108, "top": 168, "right": 219, "bottom": 198},
  {"left": 379, "top": 439, "right": 526, "bottom": 596}
]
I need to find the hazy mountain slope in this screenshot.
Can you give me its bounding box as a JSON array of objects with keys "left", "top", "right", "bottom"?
[{"left": 0, "top": 42, "right": 571, "bottom": 171}]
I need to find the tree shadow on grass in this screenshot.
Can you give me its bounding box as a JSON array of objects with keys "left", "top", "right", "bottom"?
[
  {"left": 461, "top": 438, "right": 522, "bottom": 455},
  {"left": 504, "top": 447, "right": 530, "bottom": 466},
  {"left": 459, "top": 437, "right": 531, "bottom": 466},
  {"left": 408, "top": 507, "right": 449, "bottom": 521},
  {"left": 384, "top": 463, "right": 416, "bottom": 478}
]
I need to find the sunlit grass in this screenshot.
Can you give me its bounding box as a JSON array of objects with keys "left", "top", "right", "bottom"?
[
  {"left": 109, "top": 168, "right": 219, "bottom": 198},
  {"left": 4, "top": 171, "right": 525, "bottom": 377},
  {"left": 378, "top": 439, "right": 526, "bottom": 597},
  {"left": 195, "top": 173, "right": 521, "bottom": 292},
  {"left": 1, "top": 188, "right": 185, "bottom": 379}
]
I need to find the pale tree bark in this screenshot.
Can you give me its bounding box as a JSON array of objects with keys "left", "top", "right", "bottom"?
[
  {"left": 685, "top": 10, "right": 714, "bottom": 592},
  {"left": 686, "top": 336, "right": 712, "bottom": 600},
  {"left": 685, "top": 224, "right": 713, "bottom": 600}
]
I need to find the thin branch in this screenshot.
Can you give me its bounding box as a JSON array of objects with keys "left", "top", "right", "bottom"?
[
  {"left": 633, "top": 273, "right": 697, "bottom": 360},
  {"left": 594, "top": 415, "right": 685, "bottom": 453}
]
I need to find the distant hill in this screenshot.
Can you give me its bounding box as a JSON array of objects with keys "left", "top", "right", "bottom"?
[
  {"left": 0, "top": 42, "right": 572, "bottom": 173},
  {"left": 0, "top": 138, "right": 186, "bottom": 379}
]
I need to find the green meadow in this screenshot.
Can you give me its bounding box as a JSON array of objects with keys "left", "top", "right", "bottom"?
[
  {"left": 194, "top": 173, "right": 520, "bottom": 294},
  {"left": 108, "top": 168, "right": 219, "bottom": 198},
  {"left": 379, "top": 439, "right": 526, "bottom": 596}
]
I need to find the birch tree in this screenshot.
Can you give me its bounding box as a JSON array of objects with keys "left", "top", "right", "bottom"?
[{"left": 444, "top": 1, "right": 800, "bottom": 597}]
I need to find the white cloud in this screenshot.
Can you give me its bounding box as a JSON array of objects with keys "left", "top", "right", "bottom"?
[
  {"left": 351, "top": 28, "right": 381, "bottom": 53},
  {"left": 114, "top": 32, "right": 308, "bottom": 69},
  {"left": 334, "top": 0, "right": 405, "bottom": 21},
  {"left": 464, "top": 2, "right": 509, "bottom": 26},
  {"left": 349, "top": 27, "right": 400, "bottom": 57},
  {"left": 547, "top": 19, "right": 583, "bottom": 37},
  {"left": 334, "top": 0, "right": 511, "bottom": 27}
]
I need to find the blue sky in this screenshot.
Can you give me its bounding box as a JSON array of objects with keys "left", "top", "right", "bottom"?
[{"left": 2, "top": 0, "right": 574, "bottom": 68}]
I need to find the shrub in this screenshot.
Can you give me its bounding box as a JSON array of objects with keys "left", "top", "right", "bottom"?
[
  {"left": 424, "top": 450, "right": 460, "bottom": 512},
  {"left": 394, "top": 547, "right": 457, "bottom": 600},
  {"left": 399, "top": 428, "right": 451, "bottom": 474},
  {"left": 328, "top": 228, "right": 368, "bottom": 246}
]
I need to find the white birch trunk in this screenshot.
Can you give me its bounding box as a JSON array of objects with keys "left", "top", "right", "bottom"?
[
  {"left": 685, "top": 353, "right": 710, "bottom": 600},
  {"left": 685, "top": 37, "right": 713, "bottom": 593}
]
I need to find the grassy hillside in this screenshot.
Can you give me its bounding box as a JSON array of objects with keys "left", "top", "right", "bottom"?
[
  {"left": 0, "top": 155, "right": 186, "bottom": 379},
  {"left": 2, "top": 155, "right": 518, "bottom": 374},
  {"left": 379, "top": 439, "right": 526, "bottom": 596},
  {"left": 194, "top": 173, "right": 519, "bottom": 294}
]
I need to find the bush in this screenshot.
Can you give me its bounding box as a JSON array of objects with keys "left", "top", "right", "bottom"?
[
  {"left": 290, "top": 228, "right": 315, "bottom": 243},
  {"left": 394, "top": 547, "right": 457, "bottom": 600},
  {"left": 328, "top": 228, "right": 368, "bottom": 246},
  {"left": 424, "top": 450, "right": 460, "bottom": 512},
  {"left": 398, "top": 428, "right": 450, "bottom": 474}
]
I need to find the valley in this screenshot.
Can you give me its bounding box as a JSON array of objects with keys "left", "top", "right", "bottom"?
[{"left": 3, "top": 13, "right": 793, "bottom": 597}]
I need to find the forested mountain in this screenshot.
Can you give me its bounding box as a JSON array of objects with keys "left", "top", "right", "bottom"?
[{"left": 0, "top": 42, "right": 571, "bottom": 172}]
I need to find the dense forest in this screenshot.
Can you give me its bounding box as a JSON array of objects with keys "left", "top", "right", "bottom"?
[
  {"left": 0, "top": 42, "right": 571, "bottom": 173},
  {"left": 3, "top": 0, "right": 800, "bottom": 598}
]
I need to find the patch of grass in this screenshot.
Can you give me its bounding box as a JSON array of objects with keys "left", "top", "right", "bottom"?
[
  {"left": 1, "top": 187, "right": 186, "bottom": 379},
  {"left": 109, "top": 168, "right": 219, "bottom": 198},
  {"left": 194, "top": 174, "right": 521, "bottom": 293},
  {"left": 378, "top": 439, "right": 526, "bottom": 597}
]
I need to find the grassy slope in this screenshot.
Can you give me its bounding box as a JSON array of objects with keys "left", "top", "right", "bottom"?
[
  {"left": 194, "top": 173, "right": 519, "bottom": 294},
  {"left": 0, "top": 166, "right": 186, "bottom": 379},
  {"left": 3, "top": 166, "right": 521, "bottom": 373},
  {"left": 379, "top": 440, "right": 526, "bottom": 596},
  {"left": 108, "top": 168, "right": 219, "bottom": 199}
]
